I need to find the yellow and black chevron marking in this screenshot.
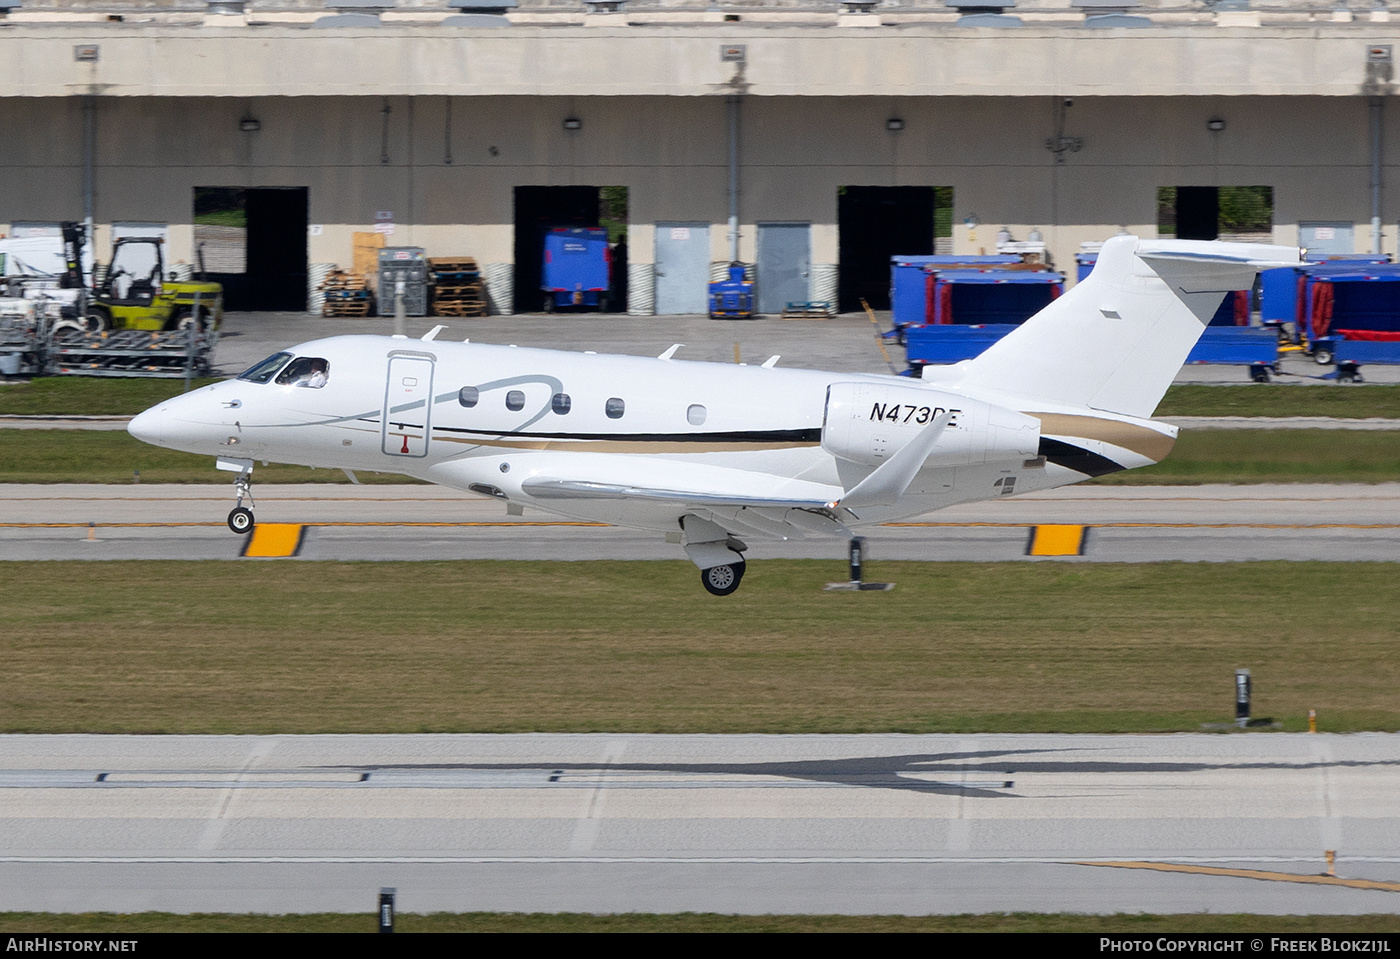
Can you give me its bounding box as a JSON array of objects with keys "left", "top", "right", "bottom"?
[
  {"left": 1081, "top": 860, "right": 1400, "bottom": 893},
  {"left": 1026, "top": 524, "right": 1088, "bottom": 557},
  {"left": 240, "top": 523, "right": 307, "bottom": 558}
]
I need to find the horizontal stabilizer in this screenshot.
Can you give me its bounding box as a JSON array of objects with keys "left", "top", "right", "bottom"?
[{"left": 954, "top": 236, "right": 1301, "bottom": 420}]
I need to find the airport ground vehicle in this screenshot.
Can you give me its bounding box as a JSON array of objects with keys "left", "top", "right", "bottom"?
[{"left": 59, "top": 223, "right": 223, "bottom": 334}]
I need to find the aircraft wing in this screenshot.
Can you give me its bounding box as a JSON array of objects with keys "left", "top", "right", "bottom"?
[{"left": 520, "top": 477, "right": 840, "bottom": 510}]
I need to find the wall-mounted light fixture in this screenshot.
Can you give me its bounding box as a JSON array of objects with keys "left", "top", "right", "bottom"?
[
  {"left": 563, "top": 117, "right": 582, "bottom": 132},
  {"left": 239, "top": 116, "right": 261, "bottom": 132},
  {"left": 1207, "top": 117, "right": 1226, "bottom": 132},
  {"left": 886, "top": 117, "right": 905, "bottom": 132},
  {"left": 964, "top": 213, "right": 980, "bottom": 229}
]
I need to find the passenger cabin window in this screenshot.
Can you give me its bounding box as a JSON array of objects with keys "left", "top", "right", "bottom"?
[
  {"left": 237, "top": 352, "right": 292, "bottom": 384},
  {"left": 605, "top": 397, "right": 625, "bottom": 419},
  {"left": 506, "top": 390, "right": 526, "bottom": 411},
  {"left": 458, "top": 386, "right": 479, "bottom": 408},
  {"left": 275, "top": 356, "right": 330, "bottom": 389},
  {"left": 687, "top": 404, "right": 707, "bottom": 426},
  {"left": 552, "top": 393, "right": 571, "bottom": 415}
]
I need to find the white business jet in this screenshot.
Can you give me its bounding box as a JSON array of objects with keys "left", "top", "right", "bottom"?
[{"left": 128, "top": 236, "right": 1298, "bottom": 594}]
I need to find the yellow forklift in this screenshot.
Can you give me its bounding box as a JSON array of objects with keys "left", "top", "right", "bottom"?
[{"left": 59, "top": 222, "right": 223, "bottom": 333}]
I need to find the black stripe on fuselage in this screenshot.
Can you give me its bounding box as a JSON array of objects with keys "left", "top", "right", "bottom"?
[
  {"left": 1038, "top": 437, "right": 1126, "bottom": 477},
  {"left": 431, "top": 426, "right": 823, "bottom": 444}
]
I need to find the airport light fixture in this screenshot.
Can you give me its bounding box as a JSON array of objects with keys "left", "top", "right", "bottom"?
[
  {"left": 563, "top": 117, "right": 582, "bottom": 132},
  {"left": 1207, "top": 117, "right": 1226, "bottom": 132},
  {"left": 239, "top": 115, "right": 261, "bottom": 132},
  {"left": 886, "top": 117, "right": 905, "bottom": 132}
]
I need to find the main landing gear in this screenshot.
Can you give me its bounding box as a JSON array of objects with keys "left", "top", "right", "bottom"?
[
  {"left": 227, "top": 472, "right": 255, "bottom": 534},
  {"left": 682, "top": 514, "right": 748, "bottom": 597},
  {"left": 700, "top": 559, "right": 746, "bottom": 597}
]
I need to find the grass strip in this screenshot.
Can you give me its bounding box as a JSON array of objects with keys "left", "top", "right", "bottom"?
[
  {"left": 4, "top": 428, "right": 1398, "bottom": 486},
  {"left": 0, "top": 379, "right": 219, "bottom": 417},
  {"left": 3, "top": 379, "right": 1400, "bottom": 421},
  {"left": 1156, "top": 384, "right": 1400, "bottom": 419},
  {"left": 1088, "top": 429, "right": 1400, "bottom": 485},
  {"left": 1, "top": 912, "right": 1397, "bottom": 933},
  {"left": 0, "top": 430, "right": 417, "bottom": 484},
  {"left": 1, "top": 561, "right": 1395, "bottom": 735}
]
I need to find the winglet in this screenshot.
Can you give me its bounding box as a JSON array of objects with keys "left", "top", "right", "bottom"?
[
  {"left": 762, "top": 355, "right": 781, "bottom": 369},
  {"left": 833, "top": 411, "right": 953, "bottom": 509},
  {"left": 421, "top": 325, "right": 446, "bottom": 342},
  {"left": 658, "top": 344, "right": 684, "bottom": 360}
]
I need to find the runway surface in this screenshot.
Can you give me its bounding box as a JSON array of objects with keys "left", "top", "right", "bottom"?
[
  {"left": 4, "top": 483, "right": 1399, "bottom": 563},
  {"left": 2, "top": 733, "right": 1398, "bottom": 915}
]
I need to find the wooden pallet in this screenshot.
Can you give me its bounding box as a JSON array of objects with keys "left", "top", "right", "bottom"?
[
  {"left": 320, "top": 269, "right": 370, "bottom": 290},
  {"left": 323, "top": 299, "right": 373, "bottom": 317},
  {"left": 431, "top": 300, "right": 488, "bottom": 317},
  {"left": 428, "top": 256, "right": 480, "bottom": 273},
  {"left": 781, "top": 301, "right": 834, "bottom": 319}
]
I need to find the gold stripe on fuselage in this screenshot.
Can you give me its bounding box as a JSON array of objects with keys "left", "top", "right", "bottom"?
[
  {"left": 433, "top": 435, "right": 822, "bottom": 454},
  {"left": 1028, "top": 413, "right": 1176, "bottom": 463}
]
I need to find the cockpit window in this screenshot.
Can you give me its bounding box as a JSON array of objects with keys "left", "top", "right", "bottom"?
[
  {"left": 275, "top": 356, "right": 331, "bottom": 389},
  {"left": 237, "top": 352, "right": 293, "bottom": 384}
]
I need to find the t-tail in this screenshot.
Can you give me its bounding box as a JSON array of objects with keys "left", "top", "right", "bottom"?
[{"left": 954, "top": 235, "right": 1302, "bottom": 420}]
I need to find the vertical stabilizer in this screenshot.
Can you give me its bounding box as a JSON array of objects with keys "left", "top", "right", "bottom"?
[{"left": 955, "top": 236, "right": 1300, "bottom": 419}]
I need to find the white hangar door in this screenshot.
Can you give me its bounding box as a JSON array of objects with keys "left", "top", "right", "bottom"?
[
  {"left": 382, "top": 353, "right": 435, "bottom": 457},
  {"left": 654, "top": 222, "right": 710, "bottom": 315},
  {"left": 757, "top": 222, "right": 810, "bottom": 316}
]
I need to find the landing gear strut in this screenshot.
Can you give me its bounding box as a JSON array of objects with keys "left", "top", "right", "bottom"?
[{"left": 227, "top": 472, "right": 255, "bottom": 534}]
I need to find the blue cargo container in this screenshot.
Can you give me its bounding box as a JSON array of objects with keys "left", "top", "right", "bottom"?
[
  {"left": 542, "top": 227, "right": 611, "bottom": 311},
  {"left": 889, "top": 254, "right": 1022, "bottom": 328},
  {"left": 708, "top": 264, "right": 754, "bottom": 319},
  {"left": 1260, "top": 257, "right": 1392, "bottom": 330},
  {"left": 1293, "top": 265, "right": 1400, "bottom": 372},
  {"left": 923, "top": 270, "right": 1063, "bottom": 326}
]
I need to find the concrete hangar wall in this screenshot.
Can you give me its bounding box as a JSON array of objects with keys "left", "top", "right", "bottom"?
[{"left": 1, "top": 12, "right": 1399, "bottom": 313}]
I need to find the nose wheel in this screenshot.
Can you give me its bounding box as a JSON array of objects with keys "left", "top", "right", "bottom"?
[
  {"left": 228, "top": 507, "right": 254, "bottom": 534},
  {"left": 227, "top": 472, "right": 255, "bottom": 534}
]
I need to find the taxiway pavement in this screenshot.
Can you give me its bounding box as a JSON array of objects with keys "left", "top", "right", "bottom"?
[
  {"left": 4, "top": 483, "right": 1399, "bottom": 563},
  {"left": 1, "top": 732, "right": 1397, "bottom": 915}
]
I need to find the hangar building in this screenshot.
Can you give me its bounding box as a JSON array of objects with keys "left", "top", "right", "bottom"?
[{"left": 1, "top": 0, "right": 1397, "bottom": 313}]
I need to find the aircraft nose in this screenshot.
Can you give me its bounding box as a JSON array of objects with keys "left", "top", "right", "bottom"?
[{"left": 127, "top": 406, "right": 167, "bottom": 446}]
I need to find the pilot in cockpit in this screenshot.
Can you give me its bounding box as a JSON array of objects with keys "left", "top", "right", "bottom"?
[{"left": 275, "top": 356, "right": 330, "bottom": 389}]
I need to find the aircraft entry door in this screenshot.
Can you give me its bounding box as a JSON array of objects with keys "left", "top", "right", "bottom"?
[{"left": 382, "top": 353, "right": 435, "bottom": 457}]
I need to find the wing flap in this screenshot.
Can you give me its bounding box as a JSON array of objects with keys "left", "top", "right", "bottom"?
[{"left": 521, "top": 477, "right": 838, "bottom": 509}]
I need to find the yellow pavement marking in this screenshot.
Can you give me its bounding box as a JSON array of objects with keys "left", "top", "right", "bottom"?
[
  {"left": 240, "top": 523, "right": 306, "bottom": 558},
  {"left": 1027, "top": 524, "right": 1088, "bottom": 556},
  {"left": 1081, "top": 860, "right": 1400, "bottom": 893}
]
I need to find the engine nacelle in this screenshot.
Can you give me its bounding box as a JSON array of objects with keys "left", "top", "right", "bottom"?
[{"left": 821, "top": 382, "right": 1040, "bottom": 468}]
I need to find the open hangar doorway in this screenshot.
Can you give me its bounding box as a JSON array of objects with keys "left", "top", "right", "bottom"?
[
  {"left": 837, "top": 186, "right": 951, "bottom": 313},
  {"left": 512, "top": 186, "right": 628, "bottom": 314},
  {"left": 193, "top": 186, "right": 309, "bottom": 312}
]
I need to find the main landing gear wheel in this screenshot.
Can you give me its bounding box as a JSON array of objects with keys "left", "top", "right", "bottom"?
[
  {"left": 700, "top": 560, "right": 745, "bottom": 597},
  {"left": 228, "top": 507, "right": 254, "bottom": 534}
]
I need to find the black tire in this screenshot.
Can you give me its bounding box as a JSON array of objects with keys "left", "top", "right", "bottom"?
[
  {"left": 171, "top": 306, "right": 209, "bottom": 333},
  {"left": 700, "top": 560, "right": 745, "bottom": 596},
  {"left": 228, "top": 507, "right": 254, "bottom": 535},
  {"left": 84, "top": 310, "right": 110, "bottom": 333}
]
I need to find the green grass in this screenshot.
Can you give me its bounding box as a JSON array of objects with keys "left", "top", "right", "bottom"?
[
  {"left": 5, "top": 375, "right": 1400, "bottom": 421},
  {"left": 0, "top": 378, "right": 219, "bottom": 416},
  {"left": 1090, "top": 429, "right": 1400, "bottom": 485},
  {"left": 1156, "top": 384, "right": 1400, "bottom": 419},
  {"left": 0, "top": 429, "right": 418, "bottom": 484},
  {"left": 2, "top": 561, "right": 1396, "bottom": 735},
  {"left": 4, "top": 428, "right": 1397, "bottom": 486},
  {"left": 1, "top": 912, "right": 1396, "bottom": 933}
]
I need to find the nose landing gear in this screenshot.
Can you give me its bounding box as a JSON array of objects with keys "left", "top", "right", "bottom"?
[{"left": 227, "top": 471, "right": 255, "bottom": 534}]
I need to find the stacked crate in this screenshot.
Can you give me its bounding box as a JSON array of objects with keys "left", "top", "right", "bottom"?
[
  {"left": 319, "top": 269, "right": 373, "bottom": 317},
  {"left": 429, "top": 257, "right": 488, "bottom": 317}
]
